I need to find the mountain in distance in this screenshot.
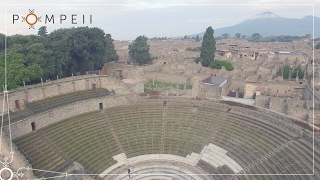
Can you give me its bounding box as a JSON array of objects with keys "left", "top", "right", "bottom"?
[{"left": 189, "top": 12, "right": 320, "bottom": 38}]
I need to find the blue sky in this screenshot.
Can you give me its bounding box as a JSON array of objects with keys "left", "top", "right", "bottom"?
[{"left": 0, "top": 0, "right": 319, "bottom": 40}]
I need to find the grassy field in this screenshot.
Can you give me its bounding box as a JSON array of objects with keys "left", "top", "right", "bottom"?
[{"left": 144, "top": 81, "right": 192, "bottom": 90}]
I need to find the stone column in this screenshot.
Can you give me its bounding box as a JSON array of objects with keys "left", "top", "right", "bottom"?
[
  {"left": 72, "top": 80, "right": 76, "bottom": 92},
  {"left": 289, "top": 72, "right": 291, "bottom": 81},
  {"left": 41, "top": 78, "right": 46, "bottom": 98},
  {"left": 23, "top": 81, "right": 28, "bottom": 101},
  {"left": 57, "top": 79, "right": 61, "bottom": 95}
]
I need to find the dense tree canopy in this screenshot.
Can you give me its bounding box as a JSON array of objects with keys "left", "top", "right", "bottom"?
[
  {"left": 291, "top": 64, "right": 304, "bottom": 79},
  {"left": 283, "top": 64, "right": 304, "bottom": 80},
  {"left": 283, "top": 63, "right": 291, "bottom": 79},
  {"left": 221, "top": 33, "right": 229, "bottom": 39},
  {"left": 105, "top": 34, "right": 119, "bottom": 62},
  {"left": 128, "top": 35, "right": 151, "bottom": 65},
  {"left": 0, "top": 26, "right": 118, "bottom": 89},
  {"left": 199, "top": 26, "right": 216, "bottom": 67},
  {"left": 252, "top": 33, "right": 261, "bottom": 39},
  {"left": 210, "top": 60, "right": 234, "bottom": 71}
]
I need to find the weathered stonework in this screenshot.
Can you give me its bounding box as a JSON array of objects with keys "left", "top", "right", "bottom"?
[{"left": 5, "top": 95, "right": 130, "bottom": 140}]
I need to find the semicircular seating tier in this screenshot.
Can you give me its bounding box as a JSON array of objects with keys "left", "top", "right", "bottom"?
[{"left": 12, "top": 100, "right": 320, "bottom": 179}]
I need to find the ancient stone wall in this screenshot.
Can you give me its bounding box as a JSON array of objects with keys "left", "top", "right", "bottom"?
[
  {"left": 303, "top": 85, "right": 320, "bottom": 101},
  {"left": 255, "top": 95, "right": 270, "bottom": 109},
  {"left": 145, "top": 72, "right": 198, "bottom": 84},
  {"left": 0, "top": 75, "right": 131, "bottom": 113},
  {"left": 4, "top": 95, "right": 130, "bottom": 139},
  {"left": 268, "top": 97, "right": 287, "bottom": 114},
  {"left": 129, "top": 82, "right": 144, "bottom": 94},
  {"left": 276, "top": 54, "right": 308, "bottom": 63}
]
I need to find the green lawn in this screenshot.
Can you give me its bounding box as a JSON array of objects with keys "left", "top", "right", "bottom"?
[{"left": 144, "top": 81, "right": 192, "bottom": 90}]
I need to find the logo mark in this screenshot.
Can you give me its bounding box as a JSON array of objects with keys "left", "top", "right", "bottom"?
[{"left": 21, "top": 9, "right": 42, "bottom": 29}]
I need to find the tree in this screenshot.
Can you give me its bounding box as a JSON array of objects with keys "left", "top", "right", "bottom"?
[
  {"left": 291, "top": 64, "right": 304, "bottom": 79},
  {"left": 38, "top": 26, "right": 48, "bottom": 36},
  {"left": 1, "top": 26, "right": 117, "bottom": 88},
  {"left": 283, "top": 63, "right": 290, "bottom": 79},
  {"left": 0, "top": 33, "right": 5, "bottom": 51},
  {"left": 210, "top": 60, "right": 234, "bottom": 71},
  {"left": 200, "top": 26, "right": 216, "bottom": 67},
  {"left": 184, "top": 35, "right": 188, "bottom": 39},
  {"left": 194, "top": 57, "right": 201, "bottom": 64},
  {"left": 195, "top": 35, "right": 200, "bottom": 42},
  {"left": 221, "top": 33, "right": 229, "bottom": 39},
  {"left": 0, "top": 51, "right": 42, "bottom": 89},
  {"left": 224, "top": 61, "right": 234, "bottom": 71},
  {"left": 235, "top": 33, "right": 241, "bottom": 39},
  {"left": 316, "top": 42, "right": 320, "bottom": 49},
  {"left": 241, "top": 35, "right": 246, "bottom": 39},
  {"left": 46, "top": 27, "right": 114, "bottom": 76},
  {"left": 252, "top": 33, "right": 261, "bottom": 39},
  {"left": 304, "top": 34, "right": 311, "bottom": 39},
  {"left": 105, "top": 34, "right": 119, "bottom": 62},
  {"left": 210, "top": 60, "right": 222, "bottom": 69},
  {"left": 128, "top": 35, "right": 151, "bottom": 65}
]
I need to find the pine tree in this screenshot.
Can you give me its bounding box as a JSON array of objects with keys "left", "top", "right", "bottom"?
[
  {"left": 200, "top": 26, "right": 216, "bottom": 67},
  {"left": 195, "top": 35, "right": 200, "bottom": 42},
  {"left": 283, "top": 63, "right": 290, "bottom": 79}
]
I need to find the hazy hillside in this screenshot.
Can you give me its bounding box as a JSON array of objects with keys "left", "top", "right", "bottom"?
[{"left": 189, "top": 12, "right": 320, "bottom": 38}]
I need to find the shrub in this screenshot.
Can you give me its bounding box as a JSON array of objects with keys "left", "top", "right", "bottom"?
[
  {"left": 194, "top": 57, "right": 201, "bottom": 64},
  {"left": 209, "top": 60, "right": 234, "bottom": 71}
]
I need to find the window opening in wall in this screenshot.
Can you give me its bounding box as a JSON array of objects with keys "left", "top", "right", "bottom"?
[
  {"left": 31, "top": 122, "right": 36, "bottom": 131},
  {"left": 99, "top": 103, "right": 103, "bottom": 110},
  {"left": 15, "top": 100, "right": 20, "bottom": 109},
  {"left": 163, "top": 100, "right": 167, "bottom": 106},
  {"left": 92, "top": 84, "right": 96, "bottom": 90}
]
